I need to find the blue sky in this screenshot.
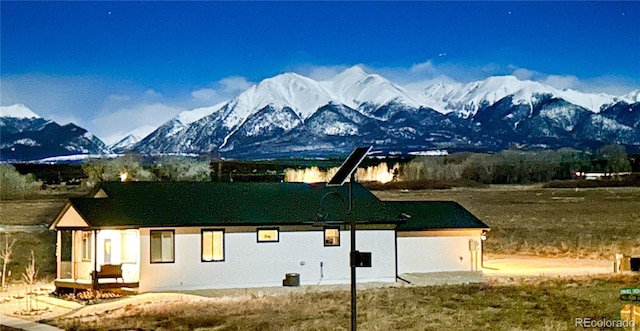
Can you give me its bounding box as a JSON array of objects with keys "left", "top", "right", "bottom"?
[{"left": 1, "top": 1, "right": 639, "bottom": 144}]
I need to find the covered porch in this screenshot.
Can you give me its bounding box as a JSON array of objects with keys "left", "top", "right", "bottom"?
[
  {"left": 51, "top": 203, "right": 141, "bottom": 291},
  {"left": 54, "top": 228, "right": 141, "bottom": 291}
]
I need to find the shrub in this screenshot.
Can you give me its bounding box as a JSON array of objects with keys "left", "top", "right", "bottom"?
[{"left": 0, "top": 164, "right": 42, "bottom": 199}]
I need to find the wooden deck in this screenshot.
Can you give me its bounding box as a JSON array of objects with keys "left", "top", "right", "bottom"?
[{"left": 54, "top": 278, "right": 139, "bottom": 292}]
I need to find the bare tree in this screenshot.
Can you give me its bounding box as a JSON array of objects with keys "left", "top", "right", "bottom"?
[
  {"left": 1, "top": 233, "right": 16, "bottom": 290},
  {"left": 22, "top": 250, "right": 38, "bottom": 312}
]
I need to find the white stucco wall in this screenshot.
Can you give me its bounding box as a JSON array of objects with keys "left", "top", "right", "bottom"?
[
  {"left": 138, "top": 228, "right": 396, "bottom": 292},
  {"left": 397, "top": 230, "right": 483, "bottom": 274},
  {"left": 95, "top": 230, "right": 140, "bottom": 282}
]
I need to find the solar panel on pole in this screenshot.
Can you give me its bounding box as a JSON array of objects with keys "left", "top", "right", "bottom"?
[
  {"left": 325, "top": 146, "right": 371, "bottom": 331},
  {"left": 327, "top": 146, "right": 372, "bottom": 187}
]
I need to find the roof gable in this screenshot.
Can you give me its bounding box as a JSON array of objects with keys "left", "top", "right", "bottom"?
[
  {"left": 93, "top": 188, "right": 108, "bottom": 198},
  {"left": 50, "top": 203, "right": 90, "bottom": 229}
]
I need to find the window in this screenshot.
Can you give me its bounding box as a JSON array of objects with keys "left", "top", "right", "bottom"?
[
  {"left": 150, "top": 230, "right": 174, "bottom": 263},
  {"left": 81, "top": 231, "right": 92, "bottom": 261},
  {"left": 257, "top": 228, "right": 279, "bottom": 242},
  {"left": 120, "top": 230, "right": 137, "bottom": 263},
  {"left": 202, "top": 229, "right": 225, "bottom": 262},
  {"left": 324, "top": 227, "right": 340, "bottom": 246}
]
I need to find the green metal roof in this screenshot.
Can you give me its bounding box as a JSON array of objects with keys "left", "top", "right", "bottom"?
[
  {"left": 70, "top": 182, "right": 398, "bottom": 228},
  {"left": 62, "top": 182, "right": 488, "bottom": 231},
  {"left": 390, "top": 201, "right": 490, "bottom": 231}
]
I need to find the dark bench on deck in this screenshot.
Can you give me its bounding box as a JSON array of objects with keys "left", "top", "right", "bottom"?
[{"left": 92, "top": 264, "right": 123, "bottom": 282}]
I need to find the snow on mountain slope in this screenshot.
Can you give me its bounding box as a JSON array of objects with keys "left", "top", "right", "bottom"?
[
  {"left": 110, "top": 133, "right": 141, "bottom": 152},
  {"left": 624, "top": 90, "right": 640, "bottom": 103},
  {"left": 1, "top": 105, "right": 111, "bottom": 161},
  {"left": 0, "top": 104, "right": 42, "bottom": 119},
  {"left": 552, "top": 89, "right": 624, "bottom": 113},
  {"left": 163, "top": 102, "right": 228, "bottom": 137},
  {"left": 176, "top": 67, "right": 419, "bottom": 151},
  {"left": 215, "top": 66, "right": 420, "bottom": 132},
  {"left": 420, "top": 76, "right": 555, "bottom": 117},
  {"left": 326, "top": 66, "right": 420, "bottom": 109},
  {"left": 419, "top": 75, "right": 628, "bottom": 117},
  {"left": 133, "top": 66, "right": 639, "bottom": 157},
  {"left": 221, "top": 72, "right": 334, "bottom": 130},
  {"left": 177, "top": 102, "right": 227, "bottom": 125}
]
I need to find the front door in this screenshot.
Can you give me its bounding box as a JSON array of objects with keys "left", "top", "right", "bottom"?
[{"left": 104, "top": 238, "right": 112, "bottom": 264}]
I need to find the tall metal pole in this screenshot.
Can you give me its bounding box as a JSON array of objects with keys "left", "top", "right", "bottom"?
[
  {"left": 325, "top": 146, "right": 371, "bottom": 331},
  {"left": 349, "top": 172, "right": 356, "bottom": 331}
]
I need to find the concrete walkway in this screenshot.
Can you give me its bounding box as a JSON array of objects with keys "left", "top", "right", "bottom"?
[
  {"left": 0, "top": 314, "right": 63, "bottom": 331},
  {"left": 483, "top": 255, "right": 611, "bottom": 277}
]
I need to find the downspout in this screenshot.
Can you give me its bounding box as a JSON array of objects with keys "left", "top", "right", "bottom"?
[{"left": 395, "top": 227, "right": 411, "bottom": 284}]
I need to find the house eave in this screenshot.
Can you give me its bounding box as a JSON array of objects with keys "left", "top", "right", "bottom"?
[
  {"left": 397, "top": 228, "right": 488, "bottom": 237},
  {"left": 50, "top": 202, "right": 91, "bottom": 230}
]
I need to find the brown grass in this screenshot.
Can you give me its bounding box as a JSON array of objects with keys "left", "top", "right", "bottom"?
[
  {"left": 48, "top": 274, "right": 639, "bottom": 331},
  {"left": 0, "top": 199, "right": 65, "bottom": 280},
  {"left": 0, "top": 199, "right": 66, "bottom": 226},
  {"left": 375, "top": 186, "right": 640, "bottom": 259}
]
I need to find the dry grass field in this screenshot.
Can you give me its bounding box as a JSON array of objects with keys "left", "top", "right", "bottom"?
[
  {"left": 0, "top": 199, "right": 66, "bottom": 226},
  {"left": 0, "top": 199, "right": 65, "bottom": 279},
  {"left": 374, "top": 186, "right": 640, "bottom": 259},
  {"left": 47, "top": 274, "right": 638, "bottom": 331}
]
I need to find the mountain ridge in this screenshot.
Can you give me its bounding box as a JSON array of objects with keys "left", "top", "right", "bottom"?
[
  {"left": 134, "top": 66, "right": 639, "bottom": 157},
  {"left": 0, "top": 106, "right": 111, "bottom": 162},
  {"left": 2, "top": 67, "right": 639, "bottom": 161}
]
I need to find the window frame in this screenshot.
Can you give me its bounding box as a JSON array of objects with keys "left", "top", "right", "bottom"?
[
  {"left": 150, "top": 230, "right": 175, "bottom": 264},
  {"left": 201, "top": 229, "right": 225, "bottom": 262},
  {"left": 323, "top": 227, "right": 341, "bottom": 247},
  {"left": 81, "top": 231, "right": 92, "bottom": 261},
  {"left": 256, "top": 228, "right": 279, "bottom": 243},
  {"left": 120, "top": 230, "right": 138, "bottom": 264}
]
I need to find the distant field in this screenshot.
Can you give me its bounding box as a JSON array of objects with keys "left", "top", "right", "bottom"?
[
  {"left": 375, "top": 186, "right": 640, "bottom": 259},
  {"left": 0, "top": 199, "right": 66, "bottom": 280},
  {"left": 48, "top": 274, "right": 638, "bottom": 331},
  {"left": 0, "top": 199, "right": 66, "bottom": 225}
]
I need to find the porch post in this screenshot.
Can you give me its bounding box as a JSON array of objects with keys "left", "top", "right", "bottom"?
[
  {"left": 92, "top": 229, "right": 98, "bottom": 287},
  {"left": 72, "top": 230, "right": 76, "bottom": 280},
  {"left": 56, "top": 230, "right": 61, "bottom": 279}
]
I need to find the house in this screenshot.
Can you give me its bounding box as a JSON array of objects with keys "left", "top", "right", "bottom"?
[
  {"left": 50, "top": 181, "right": 489, "bottom": 293},
  {"left": 573, "top": 171, "right": 632, "bottom": 180}
]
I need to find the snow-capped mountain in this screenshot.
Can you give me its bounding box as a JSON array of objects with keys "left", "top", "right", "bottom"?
[
  {"left": 135, "top": 66, "right": 437, "bottom": 155},
  {"left": 0, "top": 104, "right": 111, "bottom": 161},
  {"left": 133, "top": 66, "right": 639, "bottom": 158},
  {"left": 418, "top": 76, "right": 626, "bottom": 118},
  {"left": 624, "top": 90, "right": 640, "bottom": 102},
  {"left": 0, "top": 104, "right": 41, "bottom": 119},
  {"left": 110, "top": 134, "right": 142, "bottom": 153}
]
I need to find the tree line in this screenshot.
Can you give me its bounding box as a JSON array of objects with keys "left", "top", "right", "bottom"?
[
  {"left": 399, "top": 145, "right": 635, "bottom": 185},
  {"left": 1, "top": 145, "right": 637, "bottom": 198},
  {"left": 81, "top": 154, "right": 211, "bottom": 187}
]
